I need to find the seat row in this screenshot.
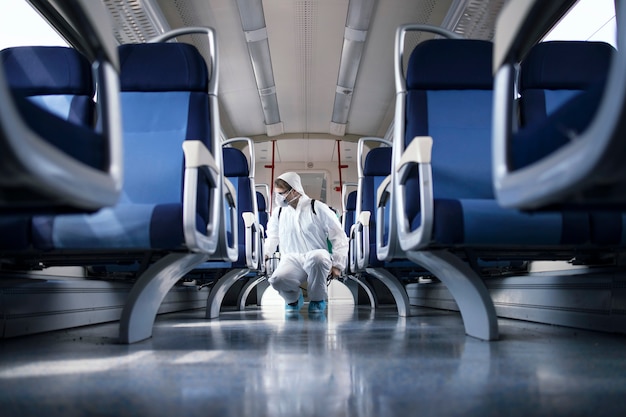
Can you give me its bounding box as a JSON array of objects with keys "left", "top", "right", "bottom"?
[
  {"left": 342, "top": 22, "right": 624, "bottom": 341},
  {"left": 0, "top": 26, "right": 265, "bottom": 343}
]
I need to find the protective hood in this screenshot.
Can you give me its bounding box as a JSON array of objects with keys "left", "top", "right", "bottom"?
[{"left": 277, "top": 172, "right": 306, "bottom": 195}]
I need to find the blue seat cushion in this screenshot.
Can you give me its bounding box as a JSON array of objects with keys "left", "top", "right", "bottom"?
[
  {"left": 31, "top": 203, "right": 189, "bottom": 250},
  {"left": 408, "top": 199, "right": 589, "bottom": 246}
]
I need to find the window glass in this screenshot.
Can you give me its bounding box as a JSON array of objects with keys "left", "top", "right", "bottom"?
[
  {"left": 0, "top": 0, "right": 68, "bottom": 50},
  {"left": 543, "top": 0, "right": 617, "bottom": 48}
]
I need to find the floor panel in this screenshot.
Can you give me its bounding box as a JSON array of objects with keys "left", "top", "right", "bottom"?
[{"left": 1, "top": 305, "right": 625, "bottom": 416}]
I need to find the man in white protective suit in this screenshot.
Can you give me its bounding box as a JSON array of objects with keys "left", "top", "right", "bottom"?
[{"left": 264, "top": 172, "right": 349, "bottom": 314}]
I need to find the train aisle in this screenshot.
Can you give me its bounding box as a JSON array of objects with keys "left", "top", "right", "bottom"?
[{"left": 1, "top": 304, "right": 625, "bottom": 416}]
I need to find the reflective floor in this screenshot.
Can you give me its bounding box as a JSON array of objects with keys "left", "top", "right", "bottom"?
[{"left": 1, "top": 304, "right": 626, "bottom": 417}]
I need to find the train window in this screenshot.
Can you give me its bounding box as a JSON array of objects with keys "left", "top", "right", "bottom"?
[
  {"left": 298, "top": 172, "right": 329, "bottom": 205},
  {"left": 543, "top": 0, "right": 616, "bottom": 47},
  {"left": 0, "top": 0, "right": 68, "bottom": 49}
]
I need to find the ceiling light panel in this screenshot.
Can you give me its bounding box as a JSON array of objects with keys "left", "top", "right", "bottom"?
[
  {"left": 236, "top": 0, "right": 283, "bottom": 136},
  {"left": 330, "top": 0, "right": 378, "bottom": 134}
]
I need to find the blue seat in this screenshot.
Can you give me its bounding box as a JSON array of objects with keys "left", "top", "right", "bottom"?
[
  {"left": 512, "top": 41, "right": 614, "bottom": 170},
  {"left": 345, "top": 137, "right": 411, "bottom": 313},
  {"left": 492, "top": 0, "right": 624, "bottom": 209},
  {"left": 355, "top": 145, "right": 392, "bottom": 270},
  {"left": 514, "top": 41, "right": 622, "bottom": 247},
  {"left": 222, "top": 141, "right": 262, "bottom": 269},
  {"left": 0, "top": 46, "right": 100, "bottom": 251},
  {"left": 28, "top": 32, "right": 231, "bottom": 343},
  {"left": 203, "top": 138, "right": 265, "bottom": 319},
  {"left": 383, "top": 27, "right": 594, "bottom": 340},
  {"left": 0, "top": 1, "right": 122, "bottom": 213},
  {"left": 398, "top": 38, "right": 588, "bottom": 250}
]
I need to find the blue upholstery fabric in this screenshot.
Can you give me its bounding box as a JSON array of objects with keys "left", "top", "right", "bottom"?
[
  {"left": 0, "top": 47, "right": 101, "bottom": 252},
  {"left": 344, "top": 191, "right": 357, "bottom": 236},
  {"left": 406, "top": 39, "right": 493, "bottom": 90},
  {"left": 512, "top": 82, "right": 605, "bottom": 171},
  {"left": 1, "top": 46, "right": 92, "bottom": 95},
  {"left": 514, "top": 41, "right": 620, "bottom": 246},
  {"left": 1, "top": 46, "right": 94, "bottom": 126},
  {"left": 118, "top": 43, "right": 208, "bottom": 92},
  {"left": 520, "top": 41, "right": 614, "bottom": 91},
  {"left": 362, "top": 147, "right": 392, "bottom": 266},
  {"left": 404, "top": 39, "right": 588, "bottom": 247},
  {"left": 256, "top": 192, "right": 268, "bottom": 233},
  {"left": 1, "top": 46, "right": 102, "bottom": 168},
  {"left": 519, "top": 41, "right": 613, "bottom": 128},
  {"left": 31, "top": 42, "right": 212, "bottom": 251},
  {"left": 223, "top": 147, "right": 252, "bottom": 266}
]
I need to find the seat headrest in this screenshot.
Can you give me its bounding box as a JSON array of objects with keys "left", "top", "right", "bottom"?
[
  {"left": 520, "top": 41, "right": 615, "bottom": 90},
  {"left": 223, "top": 147, "right": 249, "bottom": 177},
  {"left": 363, "top": 147, "right": 392, "bottom": 177},
  {"left": 1, "top": 46, "right": 93, "bottom": 96},
  {"left": 256, "top": 191, "right": 267, "bottom": 211},
  {"left": 119, "top": 43, "right": 208, "bottom": 92},
  {"left": 346, "top": 191, "right": 357, "bottom": 210},
  {"left": 406, "top": 39, "right": 493, "bottom": 90}
]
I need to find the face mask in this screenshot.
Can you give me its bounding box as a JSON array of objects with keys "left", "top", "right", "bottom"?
[{"left": 276, "top": 190, "right": 297, "bottom": 207}]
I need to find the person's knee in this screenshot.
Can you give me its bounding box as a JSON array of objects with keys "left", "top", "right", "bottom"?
[{"left": 306, "top": 250, "right": 331, "bottom": 269}]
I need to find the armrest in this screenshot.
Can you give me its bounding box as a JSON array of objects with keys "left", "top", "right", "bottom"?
[
  {"left": 242, "top": 211, "right": 263, "bottom": 270},
  {"left": 375, "top": 174, "right": 401, "bottom": 261},
  {"left": 355, "top": 211, "right": 371, "bottom": 271},
  {"left": 181, "top": 140, "right": 221, "bottom": 255},
  {"left": 396, "top": 136, "right": 433, "bottom": 180},
  {"left": 183, "top": 140, "right": 219, "bottom": 172},
  {"left": 347, "top": 223, "right": 357, "bottom": 274},
  {"left": 219, "top": 177, "right": 239, "bottom": 262},
  {"left": 394, "top": 137, "right": 435, "bottom": 252}
]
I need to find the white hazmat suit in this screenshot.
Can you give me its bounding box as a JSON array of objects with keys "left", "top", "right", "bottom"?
[{"left": 264, "top": 172, "right": 349, "bottom": 304}]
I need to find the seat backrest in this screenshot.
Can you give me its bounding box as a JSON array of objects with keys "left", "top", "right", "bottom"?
[
  {"left": 519, "top": 41, "right": 614, "bottom": 127},
  {"left": 517, "top": 41, "right": 620, "bottom": 246},
  {"left": 118, "top": 43, "right": 211, "bottom": 213},
  {"left": 511, "top": 41, "right": 614, "bottom": 171},
  {"left": 361, "top": 147, "right": 392, "bottom": 265},
  {"left": 403, "top": 39, "right": 494, "bottom": 227},
  {"left": 256, "top": 191, "right": 268, "bottom": 233},
  {"left": 223, "top": 147, "right": 253, "bottom": 265},
  {"left": 343, "top": 190, "right": 357, "bottom": 236},
  {"left": 1, "top": 46, "right": 94, "bottom": 126}
]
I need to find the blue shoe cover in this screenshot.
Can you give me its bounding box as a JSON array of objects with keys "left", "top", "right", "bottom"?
[
  {"left": 285, "top": 292, "right": 304, "bottom": 311},
  {"left": 308, "top": 300, "right": 327, "bottom": 313}
]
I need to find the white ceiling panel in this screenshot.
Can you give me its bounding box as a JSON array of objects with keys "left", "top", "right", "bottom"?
[{"left": 264, "top": 0, "right": 348, "bottom": 135}]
